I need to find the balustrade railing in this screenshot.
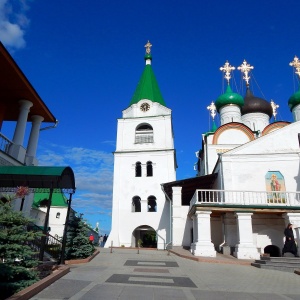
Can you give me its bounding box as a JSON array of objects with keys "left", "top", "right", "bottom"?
[
  {"left": 0, "top": 133, "right": 13, "bottom": 154},
  {"left": 27, "top": 223, "right": 62, "bottom": 261},
  {"left": 190, "top": 189, "right": 300, "bottom": 209}
]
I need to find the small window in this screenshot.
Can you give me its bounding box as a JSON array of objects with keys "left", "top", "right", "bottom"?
[
  {"left": 132, "top": 196, "right": 141, "bottom": 212},
  {"left": 135, "top": 162, "right": 142, "bottom": 177},
  {"left": 147, "top": 196, "right": 157, "bottom": 212},
  {"left": 146, "top": 161, "right": 153, "bottom": 177},
  {"left": 56, "top": 212, "right": 61, "bottom": 219}
]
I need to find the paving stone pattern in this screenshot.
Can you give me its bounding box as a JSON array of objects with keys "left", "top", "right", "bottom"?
[{"left": 30, "top": 248, "right": 300, "bottom": 300}]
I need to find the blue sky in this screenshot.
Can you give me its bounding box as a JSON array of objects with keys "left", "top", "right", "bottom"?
[{"left": 1, "top": 0, "right": 300, "bottom": 234}]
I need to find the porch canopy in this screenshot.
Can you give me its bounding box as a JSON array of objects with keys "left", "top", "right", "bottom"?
[
  {"left": 0, "top": 166, "right": 75, "bottom": 193},
  {"left": 162, "top": 173, "right": 218, "bottom": 206}
]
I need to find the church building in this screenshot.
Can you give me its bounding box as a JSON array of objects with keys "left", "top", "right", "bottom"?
[{"left": 107, "top": 42, "right": 300, "bottom": 260}]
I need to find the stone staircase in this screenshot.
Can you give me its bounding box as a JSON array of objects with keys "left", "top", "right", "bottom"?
[{"left": 252, "top": 255, "right": 300, "bottom": 274}]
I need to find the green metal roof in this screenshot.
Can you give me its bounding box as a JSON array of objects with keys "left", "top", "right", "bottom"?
[
  {"left": 215, "top": 85, "right": 244, "bottom": 111},
  {"left": 129, "top": 55, "right": 166, "bottom": 106},
  {"left": 288, "top": 87, "right": 300, "bottom": 111},
  {"left": 0, "top": 166, "right": 75, "bottom": 191},
  {"left": 33, "top": 189, "right": 68, "bottom": 208}
]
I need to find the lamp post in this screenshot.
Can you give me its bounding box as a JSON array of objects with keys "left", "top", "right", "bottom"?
[{"left": 60, "top": 193, "right": 73, "bottom": 264}]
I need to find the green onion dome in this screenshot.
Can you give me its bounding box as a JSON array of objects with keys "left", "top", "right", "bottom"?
[
  {"left": 215, "top": 85, "right": 244, "bottom": 112},
  {"left": 288, "top": 87, "right": 300, "bottom": 111}
]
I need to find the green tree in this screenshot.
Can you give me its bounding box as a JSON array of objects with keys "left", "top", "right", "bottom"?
[
  {"left": 0, "top": 200, "right": 41, "bottom": 300},
  {"left": 65, "top": 214, "right": 94, "bottom": 260}
]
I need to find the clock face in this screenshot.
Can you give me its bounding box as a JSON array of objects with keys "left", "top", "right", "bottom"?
[{"left": 140, "top": 103, "right": 150, "bottom": 112}]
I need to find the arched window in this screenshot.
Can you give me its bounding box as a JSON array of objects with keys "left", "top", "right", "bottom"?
[
  {"left": 146, "top": 161, "right": 153, "bottom": 177},
  {"left": 135, "top": 162, "right": 142, "bottom": 177},
  {"left": 147, "top": 196, "right": 157, "bottom": 212},
  {"left": 132, "top": 196, "right": 141, "bottom": 212},
  {"left": 135, "top": 123, "right": 153, "bottom": 144}
]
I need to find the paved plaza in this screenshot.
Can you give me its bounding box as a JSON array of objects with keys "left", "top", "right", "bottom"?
[{"left": 30, "top": 248, "right": 300, "bottom": 300}]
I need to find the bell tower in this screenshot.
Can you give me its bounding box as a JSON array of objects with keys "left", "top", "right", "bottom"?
[{"left": 106, "top": 42, "right": 177, "bottom": 249}]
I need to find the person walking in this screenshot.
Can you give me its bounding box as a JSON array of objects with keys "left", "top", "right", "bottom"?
[
  {"left": 103, "top": 234, "right": 108, "bottom": 246},
  {"left": 282, "top": 223, "right": 298, "bottom": 257}
]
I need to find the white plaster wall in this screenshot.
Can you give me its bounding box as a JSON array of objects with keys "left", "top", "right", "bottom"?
[
  {"left": 242, "top": 112, "right": 270, "bottom": 132},
  {"left": 116, "top": 115, "right": 174, "bottom": 151},
  {"left": 172, "top": 206, "right": 191, "bottom": 246},
  {"left": 292, "top": 104, "right": 300, "bottom": 122},
  {"left": 221, "top": 121, "right": 300, "bottom": 191},
  {"left": 108, "top": 104, "right": 176, "bottom": 249},
  {"left": 219, "top": 105, "right": 242, "bottom": 125}
]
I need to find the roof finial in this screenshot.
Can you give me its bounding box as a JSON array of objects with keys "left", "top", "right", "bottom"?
[
  {"left": 289, "top": 56, "right": 300, "bottom": 79},
  {"left": 144, "top": 40, "right": 152, "bottom": 55},
  {"left": 270, "top": 99, "right": 279, "bottom": 120},
  {"left": 238, "top": 59, "right": 254, "bottom": 87},
  {"left": 207, "top": 101, "right": 216, "bottom": 120},
  {"left": 220, "top": 61, "right": 235, "bottom": 84}
]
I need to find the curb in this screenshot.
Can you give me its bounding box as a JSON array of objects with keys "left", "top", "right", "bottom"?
[
  {"left": 6, "top": 265, "right": 70, "bottom": 300},
  {"left": 65, "top": 249, "right": 100, "bottom": 265}
]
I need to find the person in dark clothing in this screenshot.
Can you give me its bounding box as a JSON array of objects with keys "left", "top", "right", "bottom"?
[
  {"left": 282, "top": 223, "right": 298, "bottom": 257},
  {"left": 103, "top": 234, "right": 108, "bottom": 246}
]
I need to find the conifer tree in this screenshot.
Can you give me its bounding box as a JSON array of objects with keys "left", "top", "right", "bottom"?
[
  {"left": 65, "top": 214, "right": 94, "bottom": 260},
  {"left": 0, "top": 200, "right": 41, "bottom": 300}
]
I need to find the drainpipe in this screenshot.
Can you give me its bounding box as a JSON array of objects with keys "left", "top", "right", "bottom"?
[
  {"left": 161, "top": 184, "right": 172, "bottom": 248},
  {"left": 39, "top": 119, "right": 59, "bottom": 131}
]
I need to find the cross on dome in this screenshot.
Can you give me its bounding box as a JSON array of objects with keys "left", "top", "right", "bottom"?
[
  {"left": 207, "top": 101, "right": 216, "bottom": 120},
  {"left": 144, "top": 40, "right": 152, "bottom": 54},
  {"left": 289, "top": 56, "right": 300, "bottom": 78},
  {"left": 238, "top": 60, "right": 254, "bottom": 86},
  {"left": 270, "top": 100, "right": 279, "bottom": 120},
  {"left": 220, "top": 61, "right": 235, "bottom": 84}
]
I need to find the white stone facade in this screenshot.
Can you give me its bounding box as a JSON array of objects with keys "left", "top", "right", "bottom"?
[{"left": 107, "top": 99, "right": 176, "bottom": 249}]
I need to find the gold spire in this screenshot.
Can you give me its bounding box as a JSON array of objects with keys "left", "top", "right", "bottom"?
[
  {"left": 270, "top": 100, "right": 279, "bottom": 120},
  {"left": 220, "top": 61, "right": 235, "bottom": 84},
  {"left": 144, "top": 40, "right": 152, "bottom": 55},
  {"left": 289, "top": 56, "right": 300, "bottom": 79},
  {"left": 207, "top": 101, "right": 216, "bottom": 120},
  {"left": 238, "top": 60, "right": 254, "bottom": 86}
]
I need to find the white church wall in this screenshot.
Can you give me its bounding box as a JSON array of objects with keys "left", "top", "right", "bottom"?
[
  {"left": 252, "top": 214, "right": 285, "bottom": 254},
  {"left": 172, "top": 205, "right": 191, "bottom": 246},
  {"left": 116, "top": 115, "right": 174, "bottom": 151}
]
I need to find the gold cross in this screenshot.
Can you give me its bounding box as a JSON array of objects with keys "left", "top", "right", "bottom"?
[
  {"left": 220, "top": 61, "right": 235, "bottom": 84},
  {"left": 144, "top": 40, "right": 152, "bottom": 54},
  {"left": 238, "top": 60, "right": 254, "bottom": 86},
  {"left": 289, "top": 56, "right": 300, "bottom": 78}
]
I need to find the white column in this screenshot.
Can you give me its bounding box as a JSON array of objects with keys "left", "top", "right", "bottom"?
[
  {"left": 219, "top": 105, "right": 242, "bottom": 125},
  {"left": 12, "top": 100, "right": 33, "bottom": 145},
  {"left": 234, "top": 212, "right": 260, "bottom": 259},
  {"left": 9, "top": 100, "right": 33, "bottom": 162},
  {"left": 172, "top": 187, "right": 184, "bottom": 246},
  {"left": 292, "top": 104, "right": 300, "bottom": 122},
  {"left": 26, "top": 115, "right": 44, "bottom": 165},
  {"left": 190, "top": 210, "right": 216, "bottom": 257}
]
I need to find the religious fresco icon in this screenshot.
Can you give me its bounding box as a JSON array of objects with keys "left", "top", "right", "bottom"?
[{"left": 265, "top": 171, "right": 286, "bottom": 203}]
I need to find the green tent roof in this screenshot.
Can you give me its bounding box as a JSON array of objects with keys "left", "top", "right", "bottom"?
[
  {"left": 33, "top": 189, "right": 68, "bottom": 208},
  {"left": 0, "top": 166, "right": 75, "bottom": 191},
  {"left": 129, "top": 55, "right": 166, "bottom": 106}
]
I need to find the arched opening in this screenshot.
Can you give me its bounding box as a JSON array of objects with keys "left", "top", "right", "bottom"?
[
  {"left": 146, "top": 161, "right": 153, "bottom": 177},
  {"left": 264, "top": 245, "right": 281, "bottom": 257},
  {"left": 132, "top": 225, "right": 157, "bottom": 248},
  {"left": 135, "top": 162, "right": 142, "bottom": 177},
  {"left": 132, "top": 196, "right": 141, "bottom": 212},
  {"left": 135, "top": 123, "right": 153, "bottom": 144},
  {"left": 147, "top": 195, "right": 157, "bottom": 212}
]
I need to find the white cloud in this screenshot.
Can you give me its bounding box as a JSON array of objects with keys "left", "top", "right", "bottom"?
[
  {"left": 37, "top": 143, "right": 114, "bottom": 224},
  {"left": 0, "top": 0, "right": 31, "bottom": 50}
]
